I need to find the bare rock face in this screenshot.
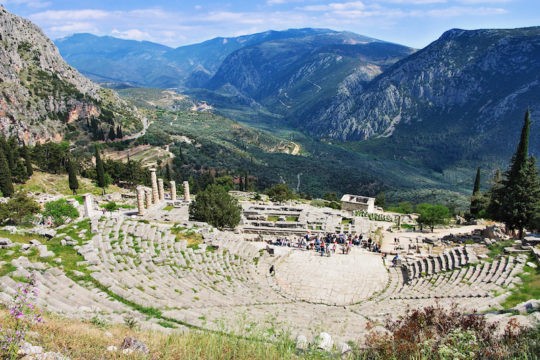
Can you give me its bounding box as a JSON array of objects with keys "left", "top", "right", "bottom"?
[
  {"left": 309, "top": 27, "right": 540, "bottom": 160},
  {"left": 0, "top": 6, "right": 142, "bottom": 144}
]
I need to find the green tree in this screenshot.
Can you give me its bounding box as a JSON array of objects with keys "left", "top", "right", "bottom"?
[
  {"left": 486, "top": 169, "right": 504, "bottom": 220},
  {"left": 492, "top": 110, "right": 540, "bottom": 238},
  {"left": 108, "top": 126, "right": 116, "bottom": 141},
  {"left": 388, "top": 201, "right": 414, "bottom": 214},
  {"left": 266, "top": 183, "right": 294, "bottom": 203},
  {"left": 0, "top": 148, "right": 14, "bottom": 197},
  {"left": 323, "top": 192, "right": 338, "bottom": 202},
  {"left": 165, "top": 163, "right": 172, "bottom": 183},
  {"left": 67, "top": 158, "right": 79, "bottom": 195},
  {"left": 416, "top": 203, "right": 451, "bottom": 232},
  {"left": 470, "top": 167, "right": 487, "bottom": 218},
  {"left": 375, "top": 192, "right": 386, "bottom": 208},
  {"left": 22, "top": 144, "right": 33, "bottom": 178},
  {"left": 215, "top": 176, "right": 234, "bottom": 192},
  {"left": 95, "top": 146, "right": 106, "bottom": 190},
  {"left": 42, "top": 198, "right": 79, "bottom": 226},
  {"left": 189, "top": 184, "right": 241, "bottom": 229},
  {"left": 31, "top": 142, "right": 69, "bottom": 174},
  {"left": 0, "top": 192, "right": 39, "bottom": 225}
]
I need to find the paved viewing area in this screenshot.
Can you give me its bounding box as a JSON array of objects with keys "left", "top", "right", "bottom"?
[{"left": 273, "top": 248, "right": 387, "bottom": 305}]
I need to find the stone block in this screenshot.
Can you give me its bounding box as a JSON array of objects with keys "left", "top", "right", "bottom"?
[{"left": 316, "top": 332, "right": 333, "bottom": 351}]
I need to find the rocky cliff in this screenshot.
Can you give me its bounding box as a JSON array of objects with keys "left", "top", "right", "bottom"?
[
  {"left": 0, "top": 6, "right": 142, "bottom": 144},
  {"left": 309, "top": 27, "right": 540, "bottom": 160},
  {"left": 201, "top": 31, "right": 414, "bottom": 124}
]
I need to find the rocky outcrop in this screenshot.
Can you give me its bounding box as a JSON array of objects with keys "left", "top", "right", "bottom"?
[
  {"left": 309, "top": 27, "right": 540, "bottom": 156},
  {"left": 0, "top": 6, "right": 142, "bottom": 144}
]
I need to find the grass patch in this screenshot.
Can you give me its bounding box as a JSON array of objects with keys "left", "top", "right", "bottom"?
[
  {"left": 0, "top": 230, "right": 49, "bottom": 244},
  {"left": 163, "top": 205, "right": 174, "bottom": 211},
  {"left": 267, "top": 216, "right": 279, "bottom": 222},
  {"left": 0, "top": 263, "right": 16, "bottom": 276},
  {"left": 341, "top": 218, "right": 352, "bottom": 225},
  {"left": 157, "top": 320, "right": 176, "bottom": 329},
  {"left": 0, "top": 307, "right": 306, "bottom": 359},
  {"left": 17, "top": 170, "right": 124, "bottom": 196},
  {"left": 286, "top": 216, "right": 298, "bottom": 222},
  {"left": 486, "top": 240, "right": 516, "bottom": 260},
  {"left": 171, "top": 224, "right": 203, "bottom": 247},
  {"left": 502, "top": 255, "right": 540, "bottom": 308}
]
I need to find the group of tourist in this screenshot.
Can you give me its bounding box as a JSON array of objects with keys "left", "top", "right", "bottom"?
[{"left": 269, "top": 232, "right": 382, "bottom": 256}]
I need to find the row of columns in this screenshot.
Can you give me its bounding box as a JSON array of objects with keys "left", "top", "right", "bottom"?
[{"left": 136, "top": 168, "right": 190, "bottom": 216}]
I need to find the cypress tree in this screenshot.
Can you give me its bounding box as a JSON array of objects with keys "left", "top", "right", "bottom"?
[
  {"left": 472, "top": 167, "right": 481, "bottom": 195},
  {"left": 496, "top": 110, "right": 540, "bottom": 238},
  {"left": 470, "top": 167, "right": 483, "bottom": 217},
  {"left": 108, "top": 126, "right": 116, "bottom": 141},
  {"left": 165, "top": 163, "right": 171, "bottom": 183},
  {"left": 22, "top": 145, "right": 33, "bottom": 178},
  {"left": 67, "top": 158, "right": 79, "bottom": 195},
  {"left": 5, "top": 140, "right": 15, "bottom": 172},
  {"left": 0, "top": 148, "right": 14, "bottom": 197},
  {"left": 487, "top": 169, "right": 504, "bottom": 220},
  {"left": 95, "top": 146, "right": 106, "bottom": 189},
  {"left": 98, "top": 128, "right": 105, "bottom": 141},
  {"left": 116, "top": 125, "right": 123, "bottom": 139}
]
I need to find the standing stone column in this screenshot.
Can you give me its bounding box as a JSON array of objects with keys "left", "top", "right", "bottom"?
[
  {"left": 83, "top": 194, "right": 93, "bottom": 218},
  {"left": 170, "top": 180, "right": 177, "bottom": 201},
  {"left": 145, "top": 188, "right": 152, "bottom": 208},
  {"left": 158, "top": 178, "right": 165, "bottom": 201},
  {"left": 136, "top": 187, "right": 145, "bottom": 215},
  {"left": 183, "top": 181, "right": 191, "bottom": 202},
  {"left": 150, "top": 168, "right": 159, "bottom": 204}
]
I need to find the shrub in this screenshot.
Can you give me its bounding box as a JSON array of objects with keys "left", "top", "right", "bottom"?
[
  {"left": 0, "top": 192, "right": 40, "bottom": 225},
  {"left": 0, "top": 277, "right": 42, "bottom": 358},
  {"left": 364, "top": 304, "right": 535, "bottom": 359},
  {"left": 42, "top": 198, "right": 79, "bottom": 226},
  {"left": 101, "top": 201, "right": 119, "bottom": 212}
]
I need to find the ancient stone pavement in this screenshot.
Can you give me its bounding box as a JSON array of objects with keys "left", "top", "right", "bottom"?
[{"left": 272, "top": 247, "right": 387, "bottom": 305}]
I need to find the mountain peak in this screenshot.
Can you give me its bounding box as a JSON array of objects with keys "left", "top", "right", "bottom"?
[{"left": 0, "top": 8, "right": 142, "bottom": 143}]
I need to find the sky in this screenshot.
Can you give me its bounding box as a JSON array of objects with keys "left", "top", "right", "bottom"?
[{"left": 2, "top": 0, "right": 538, "bottom": 49}]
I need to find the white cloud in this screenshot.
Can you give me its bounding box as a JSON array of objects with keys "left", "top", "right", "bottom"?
[
  {"left": 30, "top": 9, "right": 110, "bottom": 21},
  {"left": 456, "top": 0, "right": 511, "bottom": 4},
  {"left": 374, "top": 0, "right": 447, "bottom": 4},
  {"left": 302, "top": 1, "right": 366, "bottom": 11},
  {"left": 2, "top": 0, "right": 50, "bottom": 9},
  {"left": 50, "top": 22, "right": 98, "bottom": 34},
  {"left": 267, "top": 0, "right": 306, "bottom": 4},
  {"left": 111, "top": 29, "right": 152, "bottom": 42},
  {"left": 419, "top": 6, "right": 507, "bottom": 16}
]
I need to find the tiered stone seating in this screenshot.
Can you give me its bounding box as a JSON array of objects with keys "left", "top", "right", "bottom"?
[
  {"left": 78, "top": 219, "right": 283, "bottom": 316},
  {"left": 0, "top": 258, "right": 147, "bottom": 326},
  {"left": 402, "top": 247, "right": 477, "bottom": 282}
]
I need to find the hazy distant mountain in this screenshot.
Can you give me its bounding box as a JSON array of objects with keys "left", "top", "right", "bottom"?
[
  {"left": 55, "top": 28, "right": 378, "bottom": 89},
  {"left": 307, "top": 27, "right": 540, "bottom": 170},
  {"left": 0, "top": 7, "right": 142, "bottom": 143},
  {"left": 202, "top": 31, "right": 414, "bottom": 124}
]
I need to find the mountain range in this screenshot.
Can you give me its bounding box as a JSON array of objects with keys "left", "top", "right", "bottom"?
[
  {"left": 55, "top": 27, "right": 540, "bottom": 173},
  {"left": 0, "top": 6, "right": 143, "bottom": 144},
  {"left": 1, "top": 4, "right": 538, "bottom": 203}
]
